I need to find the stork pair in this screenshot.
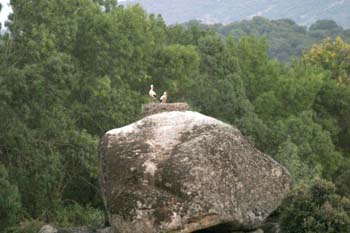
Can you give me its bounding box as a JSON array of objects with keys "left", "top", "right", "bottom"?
[{"left": 149, "top": 84, "right": 167, "bottom": 103}]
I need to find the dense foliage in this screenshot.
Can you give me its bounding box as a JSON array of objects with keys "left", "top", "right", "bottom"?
[
  {"left": 279, "top": 179, "right": 350, "bottom": 233},
  {"left": 1, "top": 1, "right": 350, "bottom": 232}
]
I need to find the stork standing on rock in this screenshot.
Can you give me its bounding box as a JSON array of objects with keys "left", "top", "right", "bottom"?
[
  {"left": 160, "top": 91, "right": 168, "bottom": 103},
  {"left": 149, "top": 84, "right": 157, "bottom": 102}
]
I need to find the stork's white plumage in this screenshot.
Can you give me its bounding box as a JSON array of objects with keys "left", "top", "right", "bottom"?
[
  {"left": 149, "top": 84, "right": 157, "bottom": 101},
  {"left": 160, "top": 91, "right": 167, "bottom": 103}
]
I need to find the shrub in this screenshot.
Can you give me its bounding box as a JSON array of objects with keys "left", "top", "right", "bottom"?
[
  {"left": 6, "top": 220, "right": 44, "bottom": 233},
  {"left": 0, "top": 164, "right": 21, "bottom": 231},
  {"left": 279, "top": 178, "right": 350, "bottom": 233},
  {"left": 52, "top": 203, "right": 105, "bottom": 228}
]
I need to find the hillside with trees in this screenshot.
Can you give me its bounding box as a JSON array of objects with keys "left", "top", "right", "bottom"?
[
  {"left": 184, "top": 17, "right": 350, "bottom": 62},
  {"left": 122, "top": 0, "right": 350, "bottom": 28},
  {"left": 1, "top": 1, "right": 350, "bottom": 232}
]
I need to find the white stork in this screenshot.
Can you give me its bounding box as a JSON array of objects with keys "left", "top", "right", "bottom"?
[
  {"left": 149, "top": 84, "right": 157, "bottom": 101},
  {"left": 160, "top": 91, "right": 167, "bottom": 103}
]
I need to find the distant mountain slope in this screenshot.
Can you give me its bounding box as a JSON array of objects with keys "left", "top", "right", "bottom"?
[
  {"left": 122, "top": 0, "right": 350, "bottom": 28},
  {"left": 207, "top": 17, "right": 350, "bottom": 62}
]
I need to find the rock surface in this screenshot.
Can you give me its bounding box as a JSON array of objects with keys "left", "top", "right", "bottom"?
[
  {"left": 196, "top": 227, "right": 264, "bottom": 233},
  {"left": 39, "top": 225, "right": 58, "bottom": 233},
  {"left": 99, "top": 111, "right": 291, "bottom": 233},
  {"left": 38, "top": 225, "right": 112, "bottom": 233}
]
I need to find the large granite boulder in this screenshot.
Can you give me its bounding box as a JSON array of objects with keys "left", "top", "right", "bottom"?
[{"left": 99, "top": 111, "right": 291, "bottom": 233}]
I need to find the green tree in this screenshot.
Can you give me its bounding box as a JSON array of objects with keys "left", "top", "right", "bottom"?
[
  {"left": 228, "top": 35, "right": 281, "bottom": 101},
  {"left": 274, "top": 139, "right": 321, "bottom": 185},
  {"left": 276, "top": 111, "right": 342, "bottom": 178},
  {"left": 151, "top": 44, "right": 200, "bottom": 101},
  {"left": 0, "top": 164, "right": 21, "bottom": 231},
  {"left": 279, "top": 178, "right": 350, "bottom": 233},
  {"left": 313, "top": 79, "right": 350, "bottom": 154},
  {"left": 303, "top": 37, "right": 350, "bottom": 84}
]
